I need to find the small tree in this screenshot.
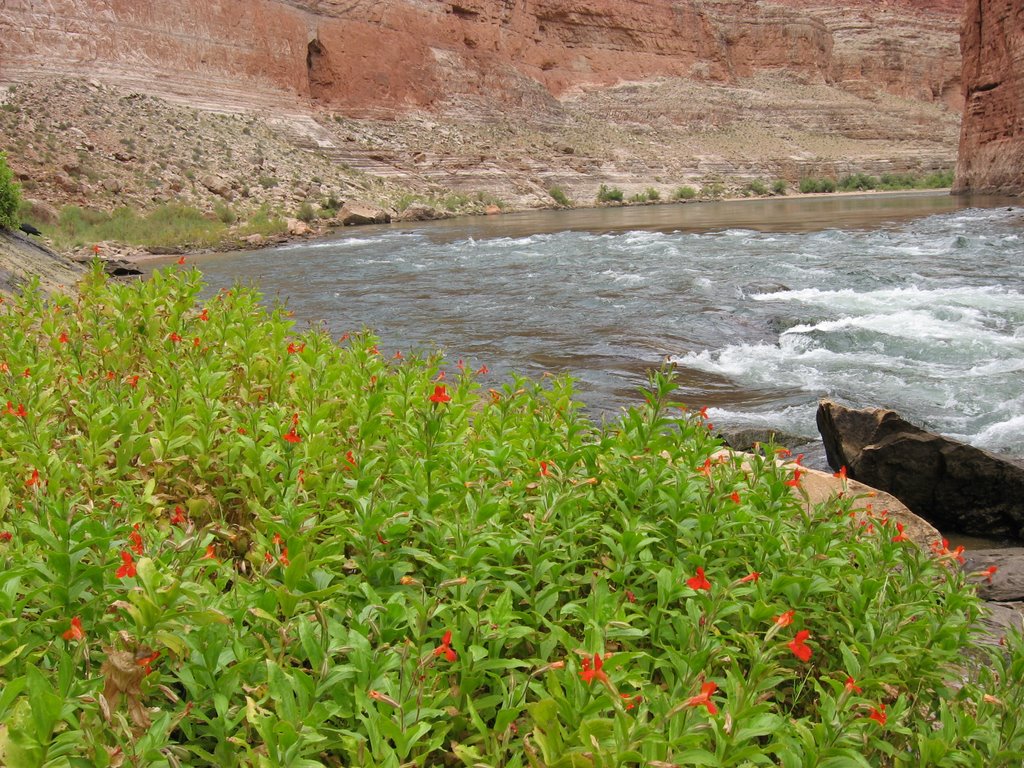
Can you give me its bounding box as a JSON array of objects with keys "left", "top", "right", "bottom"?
[{"left": 0, "top": 151, "right": 22, "bottom": 231}]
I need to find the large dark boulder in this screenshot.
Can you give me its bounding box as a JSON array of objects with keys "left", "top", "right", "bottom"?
[{"left": 816, "top": 399, "right": 1024, "bottom": 541}]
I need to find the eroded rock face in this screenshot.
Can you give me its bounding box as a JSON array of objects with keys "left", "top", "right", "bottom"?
[
  {"left": 817, "top": 400, "right": 1024, "bottom": 541},
  {"left": 953, "top": 0, "right": 1024, "bottom": 195},
  {"left": 0, "top": 1, "right": 962, "bottom": 114}
]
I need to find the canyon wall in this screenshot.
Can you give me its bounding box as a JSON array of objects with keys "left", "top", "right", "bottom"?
[
  {"left": 0, "top": 1, "right": 961, "bottom": 115},
  {"left": 953, "top": 0, "right": 1024, "bottom": 194}
]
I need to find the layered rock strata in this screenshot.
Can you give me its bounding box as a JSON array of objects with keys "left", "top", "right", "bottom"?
[{"left": 0, "top": 1, "right": 962, "bottom": 114}]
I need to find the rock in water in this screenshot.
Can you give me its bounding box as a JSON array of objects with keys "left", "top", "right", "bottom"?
[{"left": 816, "top": 400, "right": 1024, "bottom": 541}]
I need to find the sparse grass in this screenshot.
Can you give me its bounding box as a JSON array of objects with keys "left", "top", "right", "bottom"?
[
  {"left": 296, "top": 201, "right": 317, "bottom": 223},
  {"left": 701, "top": 182, "right": 726, "bottom": 200},
  {"left": 214, "top": 202, "right": 237, "bottom": 225},
  {"left": 236, "top": 205, "right": 288, "bottom": 238},
  {"left": 37, "top": 202, "right": 293, "bottom": 250},
  {"left": 48, "top": 204, "right": 225, "bottom": 250}
]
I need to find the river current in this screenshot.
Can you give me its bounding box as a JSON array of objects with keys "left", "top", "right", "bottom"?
[{"left": 183, "top": 193, "right": 1024, "bottom": 459}]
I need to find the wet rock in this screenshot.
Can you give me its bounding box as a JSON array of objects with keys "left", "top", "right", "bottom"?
[
  {"left": 742, "top": 280, "right": 790, "bottom": 296},
  {"left": 976, "top": 601, "right": 1024, "bottom": 647},
  {"left": 101, "top": 259, "right": 143, "bottom": 278},
  {"left": 963, "top": 549, "right": 1024, "bottom": 603},
  {"left": 816, "top": 400, "right": 1024, "bottom": 540},
  {"left": 717, "top": 426, "right": 807, "bottom": 454}
]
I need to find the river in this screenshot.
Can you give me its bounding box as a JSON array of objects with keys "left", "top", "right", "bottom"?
[{"left": 172, "top": 192, "right": 1024, "bottom": 460}]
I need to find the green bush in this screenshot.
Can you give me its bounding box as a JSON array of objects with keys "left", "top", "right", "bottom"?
[
  {"left": 548, "top": 186, "right": 571, "bottom": 207},
  {"left": 921, "top": 169, "right": 955, "bottom": 188},
  {"left": 745, "top": 179, "right": 769, "bottom": 196},
  {"left": 838, "top": 173, "right": 879, "bottom": 192},
  {"left": 0, "top": 267, "right": 1019, "bottom": 766},
  {"left": 0, "top": 151, "right": 22, "bottom": 231},
  {"left": 799, "top": 177, "right": 837, "bottom": 194},
  {"left": 674, "top": 185, "right": 697, "bottom": 200},
  {"left": 771, "top": 179, "right": 787, "bottom": 195},
  {"left": 644, "top": 186, "right": 661, "bottom": 201},
  {"left": 596, "top": 183, "right": 624, "bottom": 203}
]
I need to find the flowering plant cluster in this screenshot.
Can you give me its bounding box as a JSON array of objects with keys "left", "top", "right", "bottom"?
[{"left": 0, "top": 264, "right": 1021, "bottom": 766}]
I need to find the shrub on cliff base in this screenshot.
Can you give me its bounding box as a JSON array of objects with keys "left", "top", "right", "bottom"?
[
  {"left": 799, "top": 176, "right": 837, "bottom": 194},
  {"left": 596, "top": 183, "right": 624, "bottom": 203},
  {"left": 674, "top": 185, "right": 698, "bottom": 200},
  {"left": 0, "top": 150, "right": 22, "bottom": 231},
  {"left": 548, "top": 186, "right": 571, "bottom": 207}
]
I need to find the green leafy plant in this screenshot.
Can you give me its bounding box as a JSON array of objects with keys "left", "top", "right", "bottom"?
[
  {"left": 0, "top": 150, "right": 22, "bottom": 231},
  {"left": 799, "top": 177, "right": 837, "bottom": 194},
  {"left": 745, "top": 179, "right": 769, "bottom": 196},
  {"left": 674, "top": 185, "right": 697, "bottom": 201},
  {"left": 771, "top": 179, "right": 788, "bottom": 195},
  {"left": 596, "top": 184, "right": 624, "bottom": 203},
  {"left": 0, "top": 267, "right": 1018, "bottom": 766}
]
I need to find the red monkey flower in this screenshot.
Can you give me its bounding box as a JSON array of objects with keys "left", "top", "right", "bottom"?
[
  {"left": 685, "top": 681, "right": 719, "bottom": 715},
  {"left": 433, "top": 630, "right": 457, "bottom": 662},
  {"left": 579, "top": 652, "right": 608, "bottom": 685},
  {"left": 116, "top": 551, "right": 137, "bottom": 579},
  {"left": 686, "top": 566, "right": 711, "bottom": 591},
  {"left": 62, "top": 616, "right": 85, "bottom": 642},
  {"left": 788, "top": 629, "right": 813, "bottom": 662}
]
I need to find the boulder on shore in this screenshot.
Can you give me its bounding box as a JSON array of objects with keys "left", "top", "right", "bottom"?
[
  {"left": 816, "top": 399, "right": 1024, "bottom": 540},
  {"left": 339, "top": 203, "right": 390, "bottom": 226}
]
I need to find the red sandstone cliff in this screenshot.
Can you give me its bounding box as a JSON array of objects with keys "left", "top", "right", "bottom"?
[
  {"left": 0, "top": 1, "right": 962, "bottom": 115},
  {"left": 954, "top": 0, "right": 1024, "bottom": 194}
]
